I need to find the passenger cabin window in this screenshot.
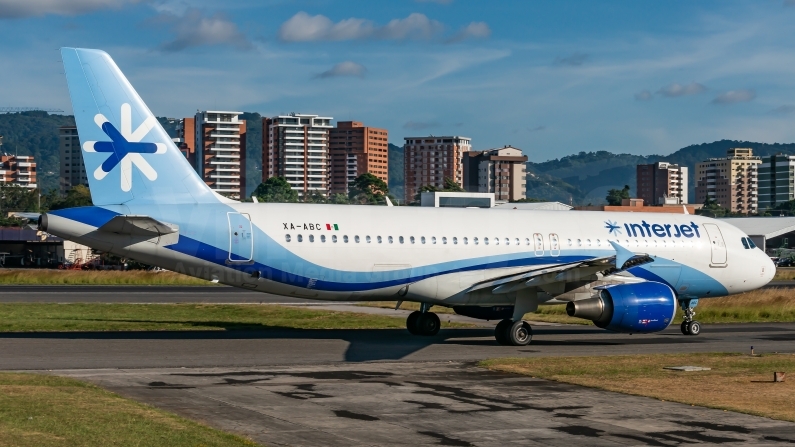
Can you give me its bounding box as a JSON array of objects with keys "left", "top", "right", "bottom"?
[
  {"left": 453, "top": 237, "right": 458, "bottom": 244},
  {"left": 432, "top": 237, "right": 437, "bottom": 244},
  {"left": 297, "top": 234, "right": 303, "bottom": 242},
  {"left": 399, "top": 236, "right": 405, "bottom": 244},
  {"left": 285, "top": 234, "right": 291, "bottom": 242},
  {"left": 474, "top": 237, "right": 479, "bottom": 245},
  {"left": 321, "top": 235, "right": 326, "bottom": 243},
  {"left": 309, "top": 235, "right": 315, "bottom": 243},
  {"left": 410, "top": 236, "right": 416, "bottom": 244},
  {"left": 484, "top": 237, "right": 489, "bottom": 245},
  {"left": 343, "top": 235, "right": 349, "bottom": 243},
  {"left": 332, "top": 235, "right": 338, "bottom": 243},
  {"left": 463, "top": 237, "right": 468, "bottom": 245},
  {"left": 366, "top": 235, "right": 371, "bottom": 243},
  {"left": 388, "top": 236, "right": 394, "bottom": 244},
  {"left": 354, "top": 235, "right": 360, "bottom": 243},
  {"left": 421, "top": 236, "right": 426, "bottom": 244},
  {"left": 442, "top": 237, "right": 447, "bottom": 244},
  {"left": 377, "top": 236, "right": 383, "bottom": 244}
]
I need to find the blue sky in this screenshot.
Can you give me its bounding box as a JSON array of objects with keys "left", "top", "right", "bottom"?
[{"left": 2, "top": 0, "right": 795, "bottom": 161}]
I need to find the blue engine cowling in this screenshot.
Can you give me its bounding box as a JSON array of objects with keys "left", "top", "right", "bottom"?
[{"left": 566, "top": 281, "right": 676, "bottom": 333}]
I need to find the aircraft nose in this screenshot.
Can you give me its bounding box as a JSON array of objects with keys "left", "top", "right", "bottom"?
[{"left": 760, "top": 254, "right": 776, "bottom": 286}]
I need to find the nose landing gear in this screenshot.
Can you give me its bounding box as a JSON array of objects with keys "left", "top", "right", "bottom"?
[
  {"left": 406, "top": 303, "right": 440, "bottom": 336},
  {"left": 679, "top": 299, "right": 701, "bottom": 336}
]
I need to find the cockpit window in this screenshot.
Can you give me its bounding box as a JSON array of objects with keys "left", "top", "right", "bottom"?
[
  {"left": 747, "top": 238, "right": 757, "bottom": 249},
  {"left": 741, "top": 237, "right": 757, "bottom": 249},
  {"left": 741, "top": 238, "right": 749, "bottom": 249}
]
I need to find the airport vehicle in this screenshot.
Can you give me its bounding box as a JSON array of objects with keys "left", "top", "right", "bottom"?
[{"left": 40, "top": 48, "right": 775, "bottom": 345}]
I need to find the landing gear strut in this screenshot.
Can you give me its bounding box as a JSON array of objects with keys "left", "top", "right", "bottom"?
[
  {"left": 679, "top": 299, "right": 701, "bottom": 336},
  {"left": 494, "top": 319, "right": 533, "bottom": 346},
  {"left": 406, "top": 303, "right": 440, "bottom": 336}
]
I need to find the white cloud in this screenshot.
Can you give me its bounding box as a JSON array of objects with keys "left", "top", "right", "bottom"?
[
  {"left": 447, "top": 22, "right": 491, "bottom": 43},
  {"left": 712, "top": 89, "right": 756, "bottom": 104},
  {"left": 770, "top": 105, "right": 795, "bottom": 115},
  {"left": 156, "top": 9, "right": 251, "bottom": 52},
  {"left": 634, "top": 90, "right": 653, "bottom": 101},
  {"left": 554, "top": 52, "right": 589, "bottom": 66},
  {"left": 0, "top": 0, "right": 130, "bottom": 19},
  {"left": 403, "top": 121, "right": 440, "bottom": 130},
  {"left": 656, "top": 82, "right": 707, "bottom": 97},
  {"left": 315, "top": 61, "right": 366, "bottom": 79},
  {"left": 278, "top": 12, "right": 444, "bottom": 42}
]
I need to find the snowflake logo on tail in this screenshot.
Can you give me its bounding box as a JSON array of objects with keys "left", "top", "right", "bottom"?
[
  {"left": 82, "top": 103, "right": 167, "bottom": 192},
  {"left": 604, "top": 220, "right": 622, "bottom": 236}
]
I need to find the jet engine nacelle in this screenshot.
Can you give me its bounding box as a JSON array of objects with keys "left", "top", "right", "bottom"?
[{"left": 566, "top": 281, "right": 676, "bottom": 333}]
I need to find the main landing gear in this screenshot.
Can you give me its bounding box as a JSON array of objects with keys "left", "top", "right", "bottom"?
[
  {"left": 679, "top": 299, "right": 701, "bottom": 336},
  {"left": 494, "top": 319, "right": 533, "bottom": 346},
  {"left": 406, "top": 303, "right": 440, "bottom": 336}
]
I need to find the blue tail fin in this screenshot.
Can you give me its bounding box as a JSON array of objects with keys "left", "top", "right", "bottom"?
[{"left": 60, "top": 47, "right": 224, "bottom": 206}]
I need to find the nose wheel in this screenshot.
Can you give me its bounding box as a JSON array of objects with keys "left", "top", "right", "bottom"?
[
  {"left": 495, "top": 319, "right": 533, "bottom": 346},
  {"left": 679, "top": 299, "right": 701, "bottom": 336}
]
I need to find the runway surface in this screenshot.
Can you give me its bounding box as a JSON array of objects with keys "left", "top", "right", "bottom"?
[
  {"left": 4, "top": 284, "right": 795, "bottom": 445},
  {"left": 56, "top": 362, "right": 795, "bottom": 446}
]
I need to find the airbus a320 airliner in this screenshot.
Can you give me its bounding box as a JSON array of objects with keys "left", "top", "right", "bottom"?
[{"left": 40, "top": 48, "right": 775, "bottom": 346}]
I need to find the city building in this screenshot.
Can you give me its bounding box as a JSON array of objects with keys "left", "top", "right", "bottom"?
[
  {"left": 758, "top": 153, "right": 795, "bottom": 210},
  {"left": 58, "top": 126, "right": 86, "bottom": 194},
  {"left": 695, "top": 148, "right": 760, "bottom": 214},
  {"left": 174, "top": 117, "right": 196, "bottom": 169},
  {"left": 636, "top": 162, "right": 688, "bottom": 205},
  {"left": 403, "top": 136, "right": 471, "bottom": 203},
  {"left": 328, "top": 121, "right": 388, "bottom": 195},
  {"left": 0, "top": 155, "right": 36, "bottom": 189},
  {"left": 193, "top": 111, "right": 247, "bottom": 200},
  {"left": 463, "top": 145, "right": 528, "bottom": 202},
  {"left": 420, "top": 191, "right": 494, "bottom": 208},
  {"left": 574, "top": 198, "right": 696, "bottom": 214},
  {"left": 262, "top": 113, "right": 333, "bottom": 197}
]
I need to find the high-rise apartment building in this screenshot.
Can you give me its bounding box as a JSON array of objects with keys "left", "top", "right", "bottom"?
[
  {"left": 0, "top": 155, "right": 37, "bottom": 189},
  {"left": 194, "top": 111, "right": 246, "bottom": 200},
  {"left": 695, "top": 148, "right": 760, "bottom": 214},
  {"left": 328, "top": 121, "right": 388, "bottom": 195},
  {"left": 58, "top": 126, "right": 87, "bottom": 194},
  {"left": 262, "top": 113, "right": 333, "bottom": 197},
  {"left": 758, "top": 153, "right": 795, "bottom": 210},
  {"left": 403, "top": 136, "right": 471, "bottom": 203},
  {"left": 174, "top": 117, "right": 196, "bottom": 169},
  {"left": 462, "top": 145, "right": 527, "bottom": 202},
  {"left": 636, "top": 162, "right": 688, "bottom": 205}
]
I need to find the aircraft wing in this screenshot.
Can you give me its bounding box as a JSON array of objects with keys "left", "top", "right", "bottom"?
[
  {"left": 467, "top": 242, "right": 653, "bottom": 296},
  {"left": 97, "top": 215, "right": 178, "bottom": 237}
]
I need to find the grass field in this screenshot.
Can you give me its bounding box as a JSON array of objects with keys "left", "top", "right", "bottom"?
[
  {"left": 482, "top": 353, "right": 795, "bottom": 423},
  {"left": 0, "top": 303, "right": 470, "bottom": 332},
  {"left": 0, "top": 269, "right": 210, "bottom": 285},
  {"left": 0, "top": 373, "right": 258, "bottom": 447},
  {"left": 774, "top": 267, "right": 795, "bottom": 281}
]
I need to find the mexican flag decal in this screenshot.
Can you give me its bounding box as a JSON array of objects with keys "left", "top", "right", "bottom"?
[{"left": 326, "top": 224, "right": 339, "bottom": 230}]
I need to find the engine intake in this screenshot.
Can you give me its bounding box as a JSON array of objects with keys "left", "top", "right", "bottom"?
[{"left": 566, "top": 281, "right": 676, "bottom": 333}]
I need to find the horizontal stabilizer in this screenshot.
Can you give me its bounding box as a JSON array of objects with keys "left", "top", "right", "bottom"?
[{"left": 98, "top": 215, "right": 178, "bottom": 236}]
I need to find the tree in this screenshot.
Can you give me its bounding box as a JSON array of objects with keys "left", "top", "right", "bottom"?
[
  {"left": 348, "top": 173, "right": 389, "bottom": 204},
  {"left": 48, "top": 185, "right": 93, "bottom": 210},
  {"left": 443, "top": 177, "right": 464, "bottom": 192},
  {"left": 605, "top": 185, "right": 630, "bottom": 206},
  {"left": 252, "top": 177, "right": 299, "bottom": 203},
  {"left": 697, "top": 196, "right": 729, "bottom": 218},
  {"left": 412, "top": 177, "right": 463, "bottom": 204}
]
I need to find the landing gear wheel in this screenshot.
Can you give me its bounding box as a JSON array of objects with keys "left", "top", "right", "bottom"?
[
  {"left": 507, "top": 320, "right": 533, "bottom": 346},
  {"left": 680, "top": 321, "right": 689, "bottom": 335},
  {"left": 415, "top": 312, "right": 440, "bottom": 336},
  {"left": 494, "top": 319, "right": 511, "bottom": 345},
  {"left": 406, "top": 311, "right": 421, "bottom": 335},
  {"left": 687, "top": 320, "right": 701, "bottom": 336}
]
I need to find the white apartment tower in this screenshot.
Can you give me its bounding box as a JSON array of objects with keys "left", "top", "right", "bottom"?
[
  {"left": 262, "top": 113, "right": 333, "bottom": 197},
  {"left": 194, "top": 111, "right": 247, "bottom": 200}
]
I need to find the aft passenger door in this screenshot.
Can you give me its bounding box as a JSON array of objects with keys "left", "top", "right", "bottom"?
[
  {"left": 533, "top": 233, "right": 545, "bottom": 256},
  {"left": 227, "top": 212, "right": 253, "bottom": 263},
  {"left": 703, "top": 223, "right": 727, "bottom": 266}
]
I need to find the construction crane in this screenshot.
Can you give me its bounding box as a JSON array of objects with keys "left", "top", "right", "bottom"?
[{"left": 0, "top": 107, "right": 64, "bottom": 113}]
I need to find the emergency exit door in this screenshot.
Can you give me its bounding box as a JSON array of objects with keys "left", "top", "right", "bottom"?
[
  {"left": 703, "top": 223, "right": 727, "bottom": 266},
  {"left": 228, "top": 212, "right": 253, "bottom": 263}
]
